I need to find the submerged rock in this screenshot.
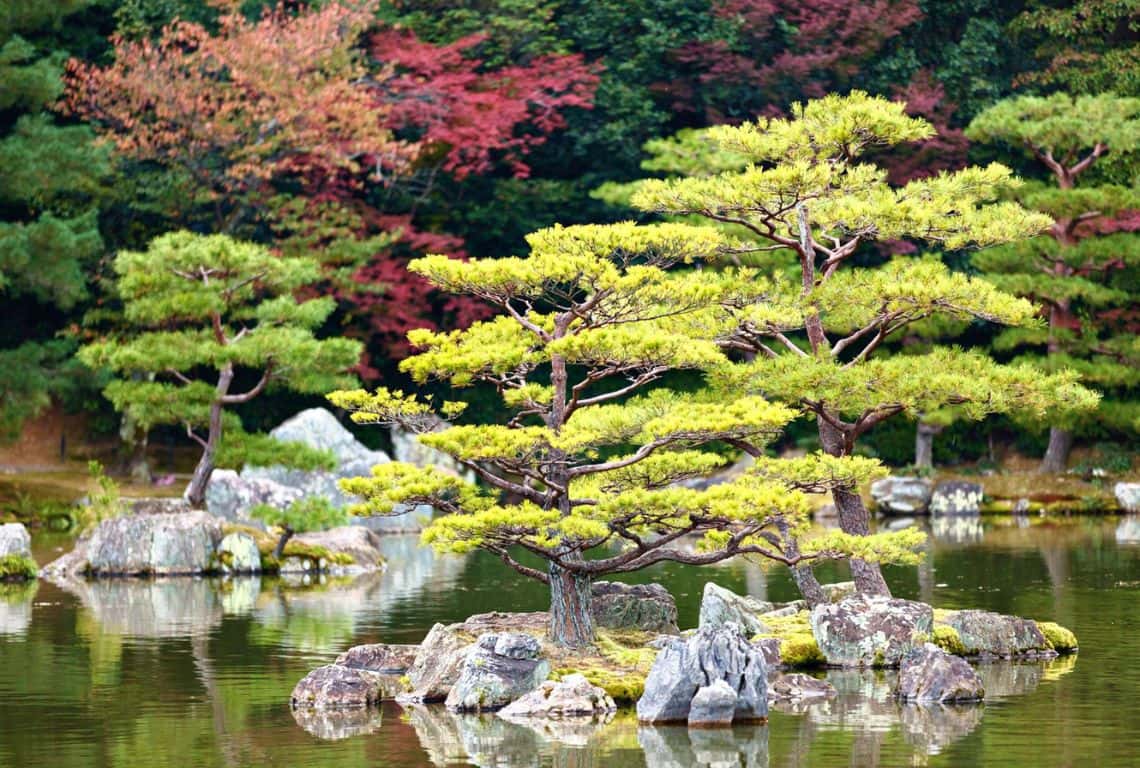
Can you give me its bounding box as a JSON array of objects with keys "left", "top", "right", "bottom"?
[
  {"left": 85, "top": 511, "right": 223, "bottom": 576},
  {"left": 591, "top": 580, "right": 679, "bottom": 634},
  {"left": 499, "top": 674, "right": 616, "bottom": 719},
  {"left": 445, "top": 632, "right": 550, "bottom": 712},
  {"left": 940, "top": 610, "right": 1052, "bottom": 658},
  {"left": 870, "top": 476, "right": 934, "bottom": 515},
  {"left": 896, "top": 644, "right": 985, "bottom": 703},
  {"left": 810, "top": 594, "right": 933, "bottom": 667},
  {"left": 637, "top": 623, "right": 767, "bottom": 725},
  {"left": 291, "top": 664, "right": 385, "bottom": 709},
  {"left": 930, "top": 481, "right": 984, "bottom": 516},
  {"left": 698, "top": 582, "right": 774, "bottom": 636}
]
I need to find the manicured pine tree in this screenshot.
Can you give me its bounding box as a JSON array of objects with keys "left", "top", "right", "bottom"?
[
  {"left": 80, "top": 232, "right": 361, "bottom": 507},
  {"left": 967, "top": 93, "right": 1140, "bottom": 472},
  {"left": 628, "top": 92, "right": 1096, "bottom": 596},
  {"left": 329, "top": 221, "right": 925, "bottom": 647}
]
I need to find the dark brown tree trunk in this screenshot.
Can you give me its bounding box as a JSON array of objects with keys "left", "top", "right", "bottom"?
[
  {"left": 818, "top": 416, "right": 891, "bottom": 597},
  {"left": 549, "top": 562, "right": 593, "bottom": 648},
  {"left": 272, "top": 527, "right": 295, "bottom": 560},
  {"left": 120, "top": 410, "right": 151, "bottom": 485},
  {"left": 1039, "top": 427, "right": 1073, "bottom": 474},
  {"left": 185, "top": 366, "right": 233, "bottom": 509},
  {"left": 914, "top": 421, "right": 941, "bottom": 469}
]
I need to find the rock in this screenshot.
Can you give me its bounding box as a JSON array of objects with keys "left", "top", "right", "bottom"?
[
  {"left": 217, "top": 532, "right": 260, "bottom": 573},
  {"left": 940, "top": 609, "right": 1051, "bottom": 658},
  {"left": 403, "top": 622, "right": 471, "bottom": 702},
  {"left": 821, "top": 581, "right": 856, "bottom": 603},
  {"left": 0, "top": 523, "right": 32, "bottom": 558},
  {"left": 591, "top": 581, "right": 679, "bottom": 634},
  {"left": 752, "top": 637, "right": 782, "bottom": 669},
  {"left": 1116, "top": 482, "right": 1140, "bottom": 513},
  {"left": 291, "top": 664, "right": 385, "bottom": 709},
  {"left": 688, "top": 680, "right": 738, "bottom": 727},
  {"left": 768, "top": 673, "right": 837, "bottom": 702},
  {"left": 336, "top": 643, "right": 419, "bottom": 673},
  {"left": 896, "top": 643, "right": 985, "bottom": 703},
  {"left": 930, "top": 481, "right": 984, "bottom": 516},
  {"left": 444, "top": 632, "right": 550, "bottom": 712},
  {"left": 85, "top": 511, "right": 223, "bottom": 576},
  {"left": 292, "top": 526, "right": 386, "bottom": 570},
  {"left": 698, "top": 582, "right": 774, "bottom": 636},
  {"left": 870, "top": 476, "right": 933, "bottom": 515},
  {"left": 637, "top": 623, "right": 767, "bottom": 724},
  {"left": 810, "top": 594, "right": 933, "bottom": 667},
  {"left": 499, "top": 674, "right": 616, "bottom": 719},
  {"left": 206, "top": 469, "right": 301, "bottom": 527}
]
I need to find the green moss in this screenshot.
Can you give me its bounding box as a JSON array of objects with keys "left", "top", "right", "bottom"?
[
  {"left": 551, "top": 667, "right": 646, "bottom": 703},
  {"left": 932, "top": 624, "right": 967, "bottom": 656},
  {"left": 0, "top": 554, "right": 37, "bottom": 581},
  {"left": 751, "top": 610, "right": 825, "bottom": 668},
  {"left": 1036, "top": 621, "right": 1078, "bottom": 653},
  {"left": 595, "top": 628, "right": 658, "bottom": 668}
]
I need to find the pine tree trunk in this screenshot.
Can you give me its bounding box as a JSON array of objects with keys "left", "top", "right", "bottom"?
[
  {"left": 184, "top": 367, "right": 233, "bottom": 509},
  {"left": 1039, "top": 427, "right": 1073, "bottom": 474},
  {"left": 272, "top": 527, "right": 295, "bottom": 560},
  {"left": 548, "top": 563, "right": 593, "bottom": 648},
  {"left": 817, "top": 416, "right": 891, "bottom": 597},
  {"left": 914, "top": 422, "right": 940, "bottom": 469},
  {"left": 791, "top": 565, "right": 828, "bottom": 608}
]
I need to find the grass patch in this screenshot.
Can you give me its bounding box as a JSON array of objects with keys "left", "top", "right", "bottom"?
[
  {"left": 1036, "top": 621, "right": 1078, "bottom": 653},
  {"left": 0, "top": 554, "right": 37, "bottom": 581}
]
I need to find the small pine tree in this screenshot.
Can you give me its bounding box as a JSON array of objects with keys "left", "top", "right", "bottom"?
[
  {"left": 330, "top": 221, "right": 925, "bottom": 647},
  {"left": 251, "top": 497, "right": 349, "bottom": 560},
  {"left": 80, "top": 232, "right": 361, "bottom": 507}
]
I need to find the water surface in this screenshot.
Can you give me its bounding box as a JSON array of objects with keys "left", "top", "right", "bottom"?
[{"left": 3, "top": 517, "right": 1139, "bottom": 767}]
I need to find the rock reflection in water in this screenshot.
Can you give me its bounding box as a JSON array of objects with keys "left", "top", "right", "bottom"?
[
  {"left": 46, "top": 576, "right": 225, "bottom": 638},
  {"left": 1115, "top": 516, "right": 1140, "bottom": 544},
  {"left": 291, "top": 706, "right": 385, "bottom": 741},
  {"left": 0, "top": 581, "right": 37, "bottom": 636},
  {"left": 403, "top": 704, "right": 543, "bottom": 767},
  {"left": 930, "top": 516, "right": 985, "bottom": 545},
  {"left": 638, "top": 724, "right": 769, "bottom": 768}
]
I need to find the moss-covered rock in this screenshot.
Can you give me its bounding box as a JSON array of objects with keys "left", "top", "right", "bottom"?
[
  {"left": 751, "top": 610, "right": 825, "bottom": 668},
  {"left": 0, "top": 554, "right": 37, "bottom": 581},
  {"left": 1036, "top": 621, "right": 1078, "bottom": 653},
  {"left": 550, "top": 666, "right": 646, "bottom": 703},
  {"left": 931, "top": 624, "right": 967, "bottom": 656}
]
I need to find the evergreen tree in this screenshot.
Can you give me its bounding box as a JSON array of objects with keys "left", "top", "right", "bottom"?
[
  {"left": 330, "top": 221, "right": 924, "bottom": 647},
  {"left": 967, "top": 93, "right": 1140, "bottom": 471},
  {"left": 628, "top": 92, "right": 1095, "bottom": 595},
  {"left": 0, "top": 0, "right": 108, "bottom": 437},
  {"left": 80, "top": 232, "right": 361, "bottom": 507}
]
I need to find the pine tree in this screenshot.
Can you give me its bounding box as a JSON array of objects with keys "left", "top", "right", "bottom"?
[
  {"left": 967, "top": 93, "right": 1140, "bottom": 471},
  {"left": 80, "top": 232, "right": 361, "bottom": 507},
  {"left": 329, "top": 221, "right": 925, "bottom": 647},
  {"left": 628, "top": 92, "right": 1095, "bottom": 596},
  {"left": 0, "top": 0, "right": 108, "bottom": 437}
]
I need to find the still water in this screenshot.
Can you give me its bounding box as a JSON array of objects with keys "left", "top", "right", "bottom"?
[{"left": 2, "top": 516, "right": 1139, "bottom": 767}]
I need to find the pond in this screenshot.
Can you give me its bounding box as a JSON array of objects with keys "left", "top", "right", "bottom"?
[{"left": 2, "top": 516, "right": 1140, "bottom": 767}]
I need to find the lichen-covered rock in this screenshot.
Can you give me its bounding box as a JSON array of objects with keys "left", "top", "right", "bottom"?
[
  {"left": 897, "top": 643, "right": 984, "bottom": 703},
  {"left": 336, "top": 643, "right": 419, "bottom": 673},
  {"left": 698, "top": 582, "right": 774, "bottom": 636},
  {"left": 86, "top": 511, "right": 223, "bottom": 576},
  {"left": 870, "top": 476, "right": 934, "bottom": 515},
  {"left": 752, "top": 637, "right": 782, "bottom": 669},
  {"left": 290, "top": 664, "right": 385, "bottom": 709},
  {"left": 1115, "top": 482, "right": 1140, "bottom": 513},
  {"left": 591, "top": 580, "right": 679, "bottom": 634},
  {"left": 940, "top": 610, "right": 1051, "bottom": 658},
  {"left": 403, "top": 622, "right": 473, "bottom": 703},
  {"left": 810, "top": 594, "right": 933, "bottom": 667},
  {"left": 444, "top": 633, "right": 550, "bottom": 712},
  {"left": 930, "top": 481, "right": 984, "bottom": 516},
  {"left": 768, "top": 673, "right": 836, "bottom": 702},
  {"left": 637, "top": 623, "right": 767, "bottom": 724},
  {"left": 498, "top": 674, "right": 616, "bottom": 719},
  {"left": 0, "top": 523, "right": 32, "bottom": 558},
  {"left": 217, "top": 532, "right": 260, "bottom": 573}
]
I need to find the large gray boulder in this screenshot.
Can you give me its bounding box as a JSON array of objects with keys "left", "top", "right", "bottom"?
[
  {"left": 591, "top": 581, "right": 679, "bottom": 634},
  {"left": 1116, "top": 482, "right": 1140, "bottom": 513},
  {"left": 698, "top": 582, "right": 774, "bottom": 636},
  {"left": 86, "top": 511, "right": 223, "bottom": 576},
  {"left": 897, "top": 643, "right": 984, "bottom": 703},
  {"left": 870, "top": 476, "right": 934, "bottom": 515},
  {"left": 291, "top": 664, "right": 386, "bottom": 710},
  {"left": 498, "top": 673, "right": 616, "bottom": 719},
  {"left": 445, "top": 633, "right": 550, "bottom": 712},
  {"left": 940, "top": 609, "right": 1051, "bottom": 658},
  {"left": 0, "top": 523, "right": 32, "bottom": 558},
  {"left": 810, "top": 594, "right": 933, "bottom": 667},
  {"left": 929, "top": 481, "right": 984, "bottom": 516},
  {"left": 636, "top": 623, "right": 767, "bottom": 725}
]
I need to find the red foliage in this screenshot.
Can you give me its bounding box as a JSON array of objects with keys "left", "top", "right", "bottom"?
[
  {"left": 674, "top": 0, "right": 922, "bottom": 119},
  {"left": 880, "top": 71, "right": 969, "bottom": 185}
]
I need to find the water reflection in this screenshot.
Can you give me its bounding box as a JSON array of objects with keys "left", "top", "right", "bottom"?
[
  {"left": 0, "top": 581, "right": 36, "bottom": 636},
  {"left": 292, "top": 706, "right": 385, "bottom": 741},
  {"left": 639, "top": 724, "right": 769, "bottom": 768}
]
